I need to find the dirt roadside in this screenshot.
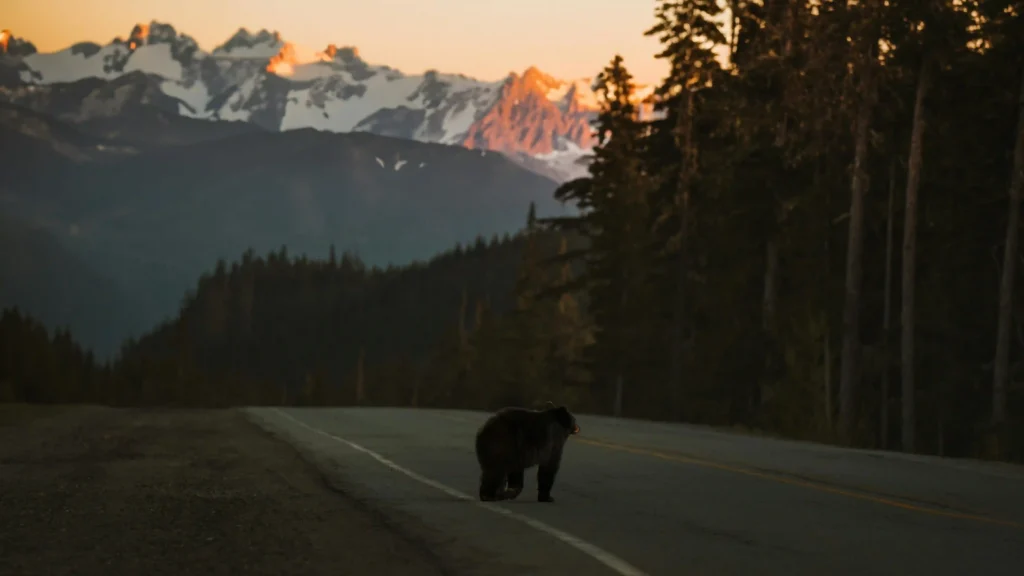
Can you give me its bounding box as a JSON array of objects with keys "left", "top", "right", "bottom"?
[{"left": 0, "top": 405, "right": 450, "bottom": 576}]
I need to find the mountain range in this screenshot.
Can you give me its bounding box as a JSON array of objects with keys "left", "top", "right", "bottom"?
[
  {"left": 0, "top": 20, "right": 663, "bottom": 357},
  {"left": 0, "top": 97, "right": 569, "bottom": 358},
  {"left": 0, "top": 22, "right": 658, "bottom": 182}
]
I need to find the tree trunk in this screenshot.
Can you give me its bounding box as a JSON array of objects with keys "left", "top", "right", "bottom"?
[
  {"left": 559, "top": 235, "right": 571, "bottom": 314},
  {"left": 901, "top": 58, "right": 932, "bottom": 453},
  {"left": 992, "top": 70, "right": 1024, "bottom": 450},
  {"left": 763, "top": 240, "right": 780, "bottom": 334},
  {"left": 410, "top": 366, "right": 420, "bottom": 407},
  {"left": 355, "top": 346, "right": 366, "bottom": 404},
  {"left": 881, "top": 161, "right": 897, "bottom": 450},
  {"left": 937, "top": 380, "right": 946, "bottom": 457},
  {"left": 613, "top": 373, "right": 624, "bottom": 417},
  {"left": 758, "top": 233, "right": 781, "bottom": 411},
  {"left": 838, "top": 58, "right": 876, "bottom": 446},
  {"left": 615, "top": 271, "right": 628, "bottom": 417},
  {"left": 825, "top": 333, "right": 833, "bottom": 431},
  {"left": 474, "top": 299, "right": 485, "bottom": 332},
  {"left": 458, "top": 287, "right": 469, "bottom": 349},
  {"left": 815, "top": 150, "right": 834, "bottom": 433},
  {"left": 669, "top": 88, "right": 696, "bottom": 421}
]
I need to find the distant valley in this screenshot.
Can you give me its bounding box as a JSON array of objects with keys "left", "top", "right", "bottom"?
[{"left": 0, "top": 101, "right": 572, "bottom": 357}]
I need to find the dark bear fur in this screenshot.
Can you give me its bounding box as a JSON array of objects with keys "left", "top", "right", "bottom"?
[{"left": 474, "top": 401, "right": 580, "bottom": 503}]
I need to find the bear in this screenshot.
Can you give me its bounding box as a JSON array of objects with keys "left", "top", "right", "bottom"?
[{"left": 474, "top": 401, "right": 580, "bottom": 503}]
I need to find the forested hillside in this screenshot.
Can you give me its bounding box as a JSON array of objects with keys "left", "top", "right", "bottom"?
[
  {"left": 3, "top": 0, "right": 1023, "bottom": 463},
  {"left": 105, "top": 214, "right": 591, "bottom": 409},
  {"left": 2, "top": 218, "right": 588, "bottom": 409}
]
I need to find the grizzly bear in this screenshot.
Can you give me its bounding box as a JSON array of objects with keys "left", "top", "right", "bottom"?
[{"left": 474, "top": 401, "right": 580, "bottom": 503}]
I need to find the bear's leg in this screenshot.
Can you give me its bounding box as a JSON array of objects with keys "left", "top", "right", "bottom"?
[
  {"left": 502, "top": 469, "right": 524, "bottom": 500},
  {"left": 479, "top": 468, "right": 506, "bottom": 501},
  {"left": 537, "top": 462, "right": 560, "bottom": 503}
]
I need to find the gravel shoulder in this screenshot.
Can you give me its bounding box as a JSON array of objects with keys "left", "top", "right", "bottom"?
[{"left": 0, "top": 404, "right": 450, "bottom": 576}]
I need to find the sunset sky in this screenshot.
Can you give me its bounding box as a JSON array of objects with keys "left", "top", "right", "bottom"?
[{"left": 6, "top": 0, "right": 675, "bottom": 84}]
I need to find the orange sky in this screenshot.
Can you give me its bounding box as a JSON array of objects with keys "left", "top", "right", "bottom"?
[{"left": 5, "top": 0, "right": 676, "bottom": 84}]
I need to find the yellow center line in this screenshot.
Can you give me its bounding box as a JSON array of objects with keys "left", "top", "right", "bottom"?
[
  {"left": 435, "top": 411, "right": 1022, "bottom": 529},
  {"left": 574, "top": 437, "right": 1024, "bottom": 530}
]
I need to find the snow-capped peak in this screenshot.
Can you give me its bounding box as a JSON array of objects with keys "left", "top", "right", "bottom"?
[
  {"left": 502, "top": 68, "right": 603, "bottom": 113},
  {"left": 320, "top": 44, "right": 361, "bottom": 64},
  {"left": 127, "top": 22, "right": 184, "bottom": 46},
  {"left": 204, "top": 28, "right": 325, "bottom": 77},
  {"left": 2, "top": 20, "right": 669, "bottom": 182},
  {"left": 212, "top": 27, "right": 283, "bottom": 59},
  {"left": 122, "top": 21, "right": 200, "bottom": 62}
]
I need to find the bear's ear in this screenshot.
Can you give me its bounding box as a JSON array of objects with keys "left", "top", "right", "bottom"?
[{"left": 543, "top": 401, "right": 556, "bottom": 409}]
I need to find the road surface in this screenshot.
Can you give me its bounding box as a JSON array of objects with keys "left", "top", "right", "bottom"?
[{"left": 245, "top": 407, "right": 1024, "bottom": 576}]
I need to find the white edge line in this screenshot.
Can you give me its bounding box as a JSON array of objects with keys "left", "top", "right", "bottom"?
[{"left": 267, "top": 408, "right": 650, "bottom": 576}]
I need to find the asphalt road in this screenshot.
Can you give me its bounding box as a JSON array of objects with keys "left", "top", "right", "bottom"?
[{"left": 244, "top": 407, "right": 1024, "bottom": 576}]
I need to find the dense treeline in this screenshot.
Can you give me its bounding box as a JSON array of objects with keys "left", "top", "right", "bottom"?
[
  {"left": 1, "top": 227, "right": 583, "bottom": 408},
  {"left": 534, "top": 0, "right": 1023, "bottom": 460},
  {"left": 0, "top": 308, "right": 111, "bottom": 403},
  {"left": 2, "top": 1, "right": 1022, "bottom": 463},
  {"left": 1, "top": 221, "right": 587, "bottom": 409},
  {"left": 108, "top": 225, "right": 590, "bottom": 409}
]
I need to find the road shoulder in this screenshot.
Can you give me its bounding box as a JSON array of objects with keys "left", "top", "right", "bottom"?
[{"left": 0, "top": 404, "right": 450, "bottom": 576}]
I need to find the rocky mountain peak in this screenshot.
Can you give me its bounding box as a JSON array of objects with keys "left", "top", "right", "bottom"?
[
  {"left": 213, "top": 28, "right": 283, "bottom": 57},
  {"left": 0, "top": 29, "right": 38, "bottom": 58},
  {"left": 519, "top": 65, "right": 559, "bottom": 89},
  {"left": 321, "top": 44, "right": 360, "bottom": 63},
  {"left": 124, "top": 21, "right": 199, "bottom": 62},
  {"left": 266, "top": 43, "right": 300, "bottom": 75},
  {"left": 459, "top": 66, "right": 596, "bottom": 156}
]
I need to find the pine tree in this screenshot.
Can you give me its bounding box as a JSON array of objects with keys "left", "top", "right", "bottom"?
[
  {"left": 543, "top": 54, "right": 653, "bottom": 416},
  {"left": 645, "top": 0, "right": 728, "bottom": 420}
]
